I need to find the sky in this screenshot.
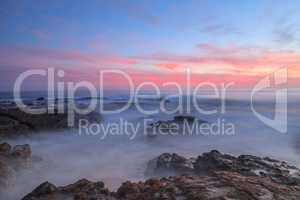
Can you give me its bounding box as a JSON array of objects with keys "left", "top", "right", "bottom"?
[{"left": 0, "top": 0, "right": 300, "bottom": 91}]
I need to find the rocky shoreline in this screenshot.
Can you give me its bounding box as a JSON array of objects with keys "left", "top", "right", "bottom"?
[
  {"left": 18, "top": 149, "right": 300, "bottom": 200},
  {"left": 0, "top": 107, "right": 101, "bottom": 137},
  {"left": 1, "top": 106, "right": 299, "bottom": 199}
]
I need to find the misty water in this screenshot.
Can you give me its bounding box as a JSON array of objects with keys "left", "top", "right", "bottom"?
[{"left": 1, "top": 90, "right": 300, "bottom": 199}]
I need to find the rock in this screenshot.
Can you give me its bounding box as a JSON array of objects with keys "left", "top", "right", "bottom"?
[
  {"left": 22, "top": 150, "right": 300, "bottom": 200},
  {"left": 0, "top": 160, "right": 16, "bottom": 189},
  {"left": 117, "top": 181, "right": 141, "bottom": 198},
  {"left": 22, "top": 182, "right": 57, "bottom": 200},
  {"left": 36, "top": 97, "right": 45, "bottom": 101},
  {"left": 145, "top": 153, "right": 195, "bottom": 177},
  {"left": 0, "top": 107, "right": 101, "bottom": 137},
  {"left": 22, "top": 179, "right": 116, "bottom": 200},
  {"left": 146, "top": 115, "right": 208, "bottom": 137},
  {"left": 24, "top": 172, "right": 300, "bottom": 200},
  {"left": 174, "top": 115, "right": 207, "bottom": 124},
  {"left": 194, "top": 150, "right": 236, "bottom": 173},
  {"left": 0, "top": 142, "right": 11, "bottom": 154},
  {"left": 11, "top": 144, "right": 31, "bottom": 159},
  {"left": 0, "top": 143, "right": 33, "bottom": 192},
  {"left": 146, "top": 150, "right": 300, "bottom": 186},
  {"left": 125, "top": 171, "right": 300, "bottom": 200}
]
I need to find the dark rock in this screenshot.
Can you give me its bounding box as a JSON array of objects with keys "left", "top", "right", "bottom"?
[
  {"left": 146, "top": 150, "right": 300, "bottom": 186},
  {"left": 0, "top": 143, "right": 33, "bottom": 192},
  {"left": 117, "top": 181, "right": 141, "bottom": 198},
  {"left": 22, "top": 150, "right": 300, "bottom": 200},
  {"left": 194, "top": 150, "right": 236, "bottom": 173},
  {"left": 145, "top": 153, "right": 194, "bottom": 177},
  {"left": 11, "top": 144, "right": 31, "bottom": 159},
  {"left": 36, "top": 97, "right": 45, "bottom": 101},
  {"left": 22, "top": 182, "right": 57, "bottom": 200},
  {"left": 0, "top": 160, "right": 16, "bottom": 189},
  {"left": 146, "top": 115, "right": 208, "bottom": 137},
  {"left": 25, "top": 172, "right": 300, "bottom": 200},
  {"left": 23, "top": 179, "right": 116, "bottom": 200},
  {"left": 0, "top": 107, "right": 101, "bottom": 137},
  {"left": 0, "top": 142, "right": 11, "bottom": 154},
  {"left": 174, "top": 115, "right": 196, "bottom": 123}
]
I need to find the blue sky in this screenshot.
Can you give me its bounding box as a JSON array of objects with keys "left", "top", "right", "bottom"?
[{"left": 0, "top": 0, "right": 300, "bottom": 90}]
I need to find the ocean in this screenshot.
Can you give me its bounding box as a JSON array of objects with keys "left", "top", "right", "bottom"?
[{"left": 1, "top": 89, "right": 300, "bottom": 199}]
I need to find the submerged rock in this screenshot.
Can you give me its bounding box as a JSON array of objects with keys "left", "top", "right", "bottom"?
[{"left": 146, "top": 115, "right": 208, "bottom": 137}]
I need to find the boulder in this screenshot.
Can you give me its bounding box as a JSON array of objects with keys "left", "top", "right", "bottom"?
[
  {"left": 22, "top": 182, "right": 57, "bottom": 199},
  {"left": 145, "top": 153, "right": 195, "bottom": 177}
]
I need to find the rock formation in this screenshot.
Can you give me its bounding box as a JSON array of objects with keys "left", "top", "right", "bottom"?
[
  {"left": 0, "top": 107, "right": 101, "bottom": 137},
  {"left": 22, "top": 150, "right": 300, "bottom": 200}
]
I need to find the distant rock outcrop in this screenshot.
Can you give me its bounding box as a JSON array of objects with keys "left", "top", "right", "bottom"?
[
  {"left": 0, "top": 107, "right": 101, "bottom": 137},
  {"left": 146, "top": 115, "right": 208, "bottom": 137}
]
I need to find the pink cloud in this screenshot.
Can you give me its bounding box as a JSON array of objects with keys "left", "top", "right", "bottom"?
[
  {"left": 155, "top": 63, "right": 183, "bottom": 70},
  {"left": 0, "top": 46, "right": 138, "bottom": 69},
  {"left": 136, "top": 44, "right": 300, "bottom": 77}
]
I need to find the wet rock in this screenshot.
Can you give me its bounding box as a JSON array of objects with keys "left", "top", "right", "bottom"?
[
  {"left": 0, "top": 143, "right": 32, "bottom": 192},
  {"left": 23, "top": 179, "right": 116, "bottom": 200},
  {"left": 0, "top": 142, "right": 11, "bottom": 154},
  {"left": 194, "top": 150, "right": 236, "bottom": 173},
  {"left": 11, "top": 144, "right": 31, "bottom": 159},
  {"left": 146, "top": 115, "right": 208, "bottom": 137},
  {"left": 147, "top": 150, "right": 300, "bottom": 186},
  {"left": 117, "top": 178, "right": 175, "bottom": 200},
  {"left": 23, "top": 150, "right": 300, "bottom": 200},
  {"left": 145, "top": 153, "right": 195, "bottom": 177},
  {"left": 21, "top": 173, "right": 300, "bottom": 200},
  {"left": 173, "top": 115, "right": 207, "bottom": 124},
  {"left": 36, "top": 97, "right": 45, "bottom": 101},
  {"left": 22, "top": 182, "right": 58, "bottom": 199},
  {"left": 0, "top": 160, "right": 16, "bottom": 189},
  {"left": 0, "top": 107, "right": 101, "bottom": 137}
]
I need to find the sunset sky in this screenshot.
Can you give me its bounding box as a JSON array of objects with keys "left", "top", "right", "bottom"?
[{"left": 0, "top": 0, "right": 300, "bottom": 90}]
